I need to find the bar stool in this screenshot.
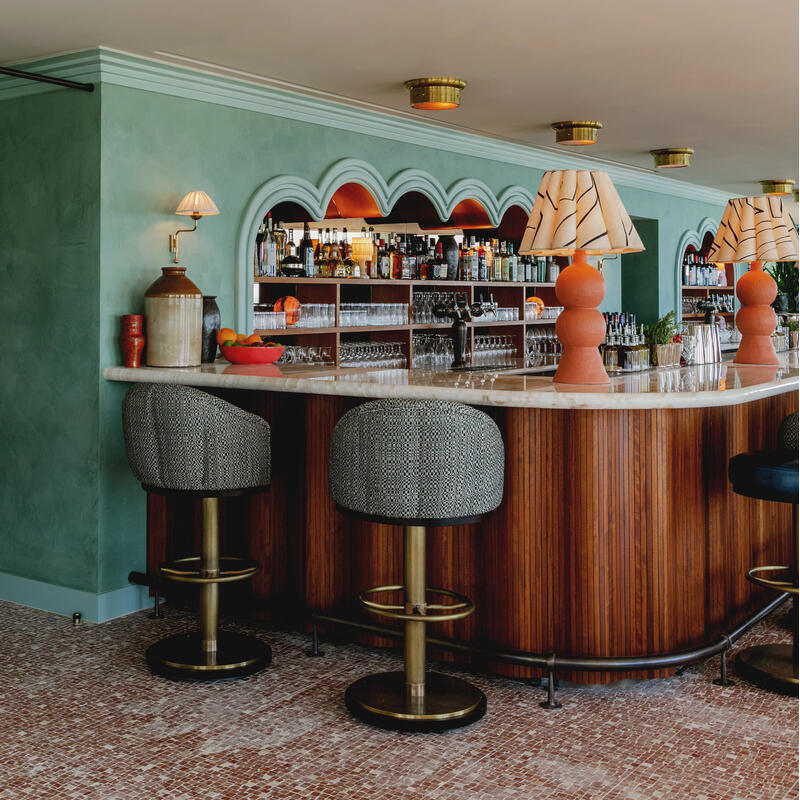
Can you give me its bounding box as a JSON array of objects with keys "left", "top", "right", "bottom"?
[
  {"left": 123, "top": 382, "right": 272, "bottom": 680},
  {"left": 329, "top": 399, "right": 504, "bottom": 730},
  {"left": 728, "top": 411, "right": 798, "bottom": 694}
]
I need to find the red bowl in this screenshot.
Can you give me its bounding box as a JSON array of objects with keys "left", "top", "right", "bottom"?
[{"left": 220, "top": 344, "right": 284, "bottom": 364}]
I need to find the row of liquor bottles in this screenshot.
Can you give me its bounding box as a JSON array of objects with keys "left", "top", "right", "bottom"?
[
  {"left": 254, "top": 216, "right": 562, "bottom": 283},
  {"left": 600, "top": 312, "right": 650, "bottom": 372},
  {"left": 682, "top": 252, "right": 727, "bottom": 287}
]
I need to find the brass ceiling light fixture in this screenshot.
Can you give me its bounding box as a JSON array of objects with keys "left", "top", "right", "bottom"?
[
  {"left": 759, "top": 179, "right": 796, "bottom": 196},
  {"left": 404, "top": 77, "right": 466, "bottom": 110},
  {"left": 551, "top": 120, "right": 602, "bottom": 146},
  {"left": 650, "top": 148, "right": 694, "bottom": 169}
]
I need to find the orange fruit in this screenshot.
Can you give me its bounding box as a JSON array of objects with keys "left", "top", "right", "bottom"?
[
  {"left": 236, "top": 332, "right": 248, "bottom": 343},
  {"left": 274, "top": 296, "right": 301, "bottom": 326},
  {"left": 244, "top": 334, "right": 262, "bottom": 345},
  {"left": 217, "top": 327, "right": 236, "bottom": 346}
]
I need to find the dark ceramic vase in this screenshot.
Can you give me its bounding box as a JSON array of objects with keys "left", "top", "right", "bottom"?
[{"left": 201, "top": 296, "right": 221, "bottom": 363}]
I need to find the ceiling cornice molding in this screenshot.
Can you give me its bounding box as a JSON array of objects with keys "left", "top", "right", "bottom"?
[{"left": 1, "top": 47, "right": 734, "bottom": 207}]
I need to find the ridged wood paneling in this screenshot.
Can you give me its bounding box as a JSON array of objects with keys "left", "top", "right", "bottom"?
[{"left": 147, "top": 389, "right": 797, "bottom": 683}]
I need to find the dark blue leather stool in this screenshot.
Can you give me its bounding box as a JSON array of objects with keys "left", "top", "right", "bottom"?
[{"left": 728, "top": 411, "right": 798, "bottom": 694}]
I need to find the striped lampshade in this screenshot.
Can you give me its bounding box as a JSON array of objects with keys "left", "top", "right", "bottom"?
[
  {"left": 175, "top": 190, "right": 220, "bottom": 217},
  {"left": 707, "top": 196, "right": 798, "bottom": 263},
  {"left": 519, "top": 170, "right": 644, "bottom": 256}
]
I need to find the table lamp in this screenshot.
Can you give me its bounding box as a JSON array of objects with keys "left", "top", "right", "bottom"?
[
  {"left": 519, "top": 170, "right": 644, "bottom": 384},
  {"left": 706, "top": 196, "right": 798, "bottom": 365}
]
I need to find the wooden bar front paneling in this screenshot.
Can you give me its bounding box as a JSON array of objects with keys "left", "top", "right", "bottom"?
[{"left": 146, "top": 389, "right": 797, "bottom": 683}]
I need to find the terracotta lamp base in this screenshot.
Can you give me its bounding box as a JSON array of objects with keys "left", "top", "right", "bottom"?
[
  {"left": 553, "top": 249, "right": 609, "bottom": 385},
  {"left": 734, "top": 261, "right": 779, "bottom": 366}
]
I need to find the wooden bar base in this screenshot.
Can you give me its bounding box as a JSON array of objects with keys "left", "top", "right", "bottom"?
[{"left": 146, "top": 389, "right": 797, "bottom": 684}]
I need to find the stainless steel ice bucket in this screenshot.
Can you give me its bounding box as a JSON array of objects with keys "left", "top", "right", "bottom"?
[{"left": 687, "top": 323, "right": 721, "bottom": 364}]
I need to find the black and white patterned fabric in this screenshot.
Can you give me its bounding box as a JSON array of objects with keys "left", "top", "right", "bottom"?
[
  {"left": 329, "top": 399, "right": 504, "bottom": 522},
  {"left": 122, "top": 383, "right": 270, "bottom": 492},
  {"left": 779, "top": 412, "right": 798, "bottom": 451}
]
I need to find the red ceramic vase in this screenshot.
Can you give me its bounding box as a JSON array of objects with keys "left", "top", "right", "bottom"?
[{"left": 121, "top": 314, "right": 145, "bottom": 368}]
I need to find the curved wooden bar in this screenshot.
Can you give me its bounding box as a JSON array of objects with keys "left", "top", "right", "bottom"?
[{"left": 109, "top": 359, "right": 798, "bottom": 683}]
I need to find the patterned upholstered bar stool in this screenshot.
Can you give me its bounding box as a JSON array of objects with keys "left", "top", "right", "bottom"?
[
  {"left": 123, "top": 383, "right": 272, "bottom": 680},
  {"left": 728, "top": 411, "right": 799, "bottom": 694},
  {"left": 329, "top": 399, "right": 504, "bottom": 730}
]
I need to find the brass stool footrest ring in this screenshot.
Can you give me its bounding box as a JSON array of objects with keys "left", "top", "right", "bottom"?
[
  {"left": 160, "top": 556, "right": 260, "bottom": 584},
  {"left": 746, "top": 565, "right": 799, "bottom": 595},
  {"left": 358, "top": 584, "right": 475, "bottom": 622}
]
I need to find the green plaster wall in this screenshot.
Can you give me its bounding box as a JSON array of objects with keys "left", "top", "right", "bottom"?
[
  {"left": 622, "top": 219, "right": 661, "bottom": 324},
  {"left": 0, "top": 88, "right": 101, "bottom": 593},
  {"left": 1, "top": 55, "right": 730, "bottom": 615}
]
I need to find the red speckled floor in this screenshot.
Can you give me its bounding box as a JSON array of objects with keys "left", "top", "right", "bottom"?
[{"left": 0, "top": 599, "right": 796, "bottom": 799}]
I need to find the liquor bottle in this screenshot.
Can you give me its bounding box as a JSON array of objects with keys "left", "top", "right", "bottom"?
[
  {"left": 254, "top": 221, "right": 266, "bottom": 277},
  {"left": 299, "top": 223, "right": 316, "bottom": 277},
  {"left": 477, "top": 240, "right": 488, "bottom": 281},
  {"left": 444, "top": 237, "right": 459, "bottom": 281},
  {"left": 285, "top": 229, "right": 296, "bottom": 260},
  {"left": 263, "top": 214, "right": 278, "bottom": 277},
  {"left": 400, "top": 237, "right": 411, "bottom": 279},
  {"left": 369, "top": 227, "right": 379, "bottom": 278},
  {"left": 407, "top": 236, "right": 418, "bottom": 280},
  {"left": 274, "top": 220, "right": 287, "bottom": 272},
  {"left": 499, "top": 241, "right": 509, "bottom": 282},
  {"left": 485, "top": 239, "right": 494, "bottom": 279}
]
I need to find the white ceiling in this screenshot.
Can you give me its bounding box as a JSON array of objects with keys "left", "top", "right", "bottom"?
[{"left": 2, "top": 0, "right": 798, "bottom": 198}]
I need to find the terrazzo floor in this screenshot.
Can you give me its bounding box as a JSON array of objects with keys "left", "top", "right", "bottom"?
[{"left": 0, "top": 598, "right": 797, "bottom": 800}]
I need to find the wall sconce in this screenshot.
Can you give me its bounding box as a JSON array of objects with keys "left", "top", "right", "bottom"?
[{"left": 169, "top": 191, "right": 219, "bottom": 263}]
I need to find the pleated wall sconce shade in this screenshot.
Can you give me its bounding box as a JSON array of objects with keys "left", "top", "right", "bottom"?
[
  {"left": 519, "top": 170, "right": 644, "bottom": 256},
  {"left": 175, "top": 191, "right": 220, "bottom": 218},
  {"left": 707, "top": 196, "right": 798, "bottom": 264}
]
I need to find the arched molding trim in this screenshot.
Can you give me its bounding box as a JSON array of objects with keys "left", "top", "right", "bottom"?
[
  {"left": 674, "top": 217, "right": 720, "bottom": 320},
  {"left": 235, "top": 157, "right": 536, "bottom": 328}
]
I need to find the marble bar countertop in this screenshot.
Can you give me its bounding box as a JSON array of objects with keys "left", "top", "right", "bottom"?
[{"left": 103, "top": 351, "right": 799, "bottom": 410}]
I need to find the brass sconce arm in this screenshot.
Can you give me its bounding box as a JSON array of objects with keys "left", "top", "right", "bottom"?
[{"left": 168, "top": 216, "right": 200, "bottom": 264}]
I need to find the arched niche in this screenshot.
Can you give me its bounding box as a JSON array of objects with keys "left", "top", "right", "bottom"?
[
  {"left": 674, "top": 217, "right": 719, "bottom": 319},
  {"left": 235, "top": 158, "right": 535, "bottom": 328}
]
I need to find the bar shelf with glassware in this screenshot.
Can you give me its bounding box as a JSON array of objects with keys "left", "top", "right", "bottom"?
[{"left": 252, "top": 211, "right": 567, "bottom": 366}]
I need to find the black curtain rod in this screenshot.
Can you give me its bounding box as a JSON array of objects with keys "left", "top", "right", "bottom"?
[{"left": 0, "top": 66, "right": 94, "bottom": 92}]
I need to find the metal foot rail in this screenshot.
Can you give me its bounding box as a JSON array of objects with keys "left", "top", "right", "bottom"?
[{"left": 312, "top": 592, "right": 788, "bottom": 708}]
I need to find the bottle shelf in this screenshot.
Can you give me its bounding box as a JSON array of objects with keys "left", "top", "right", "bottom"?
[
  {"left": 255, "top": 319, "right": 557, "bottom": 337},
  {"left": 254, "top": 276, "right": 556, "bottom": 287},
  {"left": 681, "top": 285, "right": 734, "bottom": 292},
  {"left": 682, "top": 312, "right": 735, "bottom": 319}
]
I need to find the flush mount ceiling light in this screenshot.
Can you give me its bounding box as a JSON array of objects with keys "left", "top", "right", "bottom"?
[
  {"left": 650, "top": 148, "right": 694, "bottom": 169},
  {"left": 551, "top": 120, "right": 602, "bottom": 146},
  {"left": 404, "top": 77, "right": 466, "bottom": 110},
  {"left": 759, "top": 179, "right": 796, "bottom": 196}
]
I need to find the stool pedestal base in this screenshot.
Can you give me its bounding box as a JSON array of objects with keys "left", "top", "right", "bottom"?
[
  {"left": 736, "top": 644, "right": 798, "bottom": 695},
  {"left": 345, "top": 671, "right": 486, "bottom": 731},
  {"left": 146, "top": 631, "right": 271, "bottom": 680}
]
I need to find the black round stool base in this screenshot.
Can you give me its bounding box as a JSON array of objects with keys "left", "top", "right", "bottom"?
[
  {"left": 345, "top": 671, "right": 486, "bottom": 731},
  {"left": 146, "top": 631, "right": 271, "bottom": 681},
  {"left": 736, "top": 644, "right": 798, "bottom": 695}
]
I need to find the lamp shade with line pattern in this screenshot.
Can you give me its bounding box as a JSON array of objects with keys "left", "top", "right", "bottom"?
[
  {"left": 707, "top": 196, "right": 798, "bottom": 365},
  {"left": 519, "top": 170, "right": 644, "bottom": 385}
]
